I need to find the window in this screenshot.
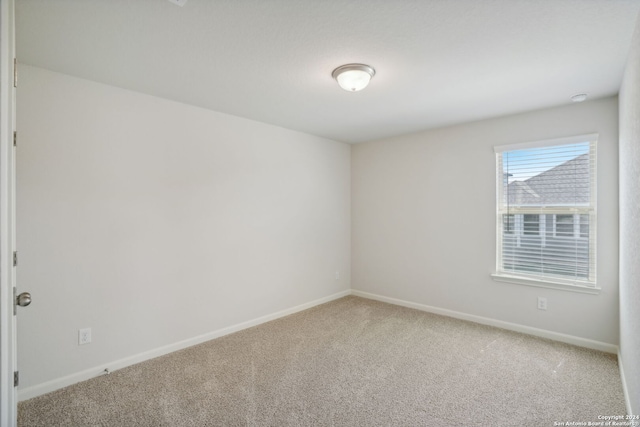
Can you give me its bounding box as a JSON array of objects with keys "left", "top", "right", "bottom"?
[
  {"left": 493, "top": 134, "right": 597, "bottom": 290},
  {"left": 523, "top": 214, "right": 540, "bottom": 235},
  {"left": 555, "top": 214, "right": 574, "bottom": 237}
]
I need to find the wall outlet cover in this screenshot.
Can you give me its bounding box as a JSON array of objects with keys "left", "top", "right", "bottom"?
[
  {"left": 79, "top": 328, "right": 92, "bottom": 345},
  {"left": 537, "top": 297, "right": 548, "bottom": 311}
]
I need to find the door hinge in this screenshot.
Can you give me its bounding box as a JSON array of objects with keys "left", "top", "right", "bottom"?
[
  {"left": 13, "top": 58, "right": 17, "bottom": 88},
  {"left": 13, "top": 131, "right": 17, "bottom": 147},
  {"left": 14, "top": 371, "right": 19, "bottom": 387},
  {"left": 13, "top": 251, "right": 17, "bottom": 267}
]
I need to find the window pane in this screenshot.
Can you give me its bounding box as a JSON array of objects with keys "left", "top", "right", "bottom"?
[
  {"left": 497, "top": 139, "right": 596, "bottom": 283},
  {"left": 502, "top": 143, "right": 591, "bottom": 207},
  {"left": 502, "top": 229, "right": 590, "bottom": 279}
]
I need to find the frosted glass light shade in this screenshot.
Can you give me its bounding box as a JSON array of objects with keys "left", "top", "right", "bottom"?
[{"left": 332, "top": 64, "right": 375, "bottom": 92}]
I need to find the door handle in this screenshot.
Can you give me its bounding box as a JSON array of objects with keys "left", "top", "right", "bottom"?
[{"left": 16, "top": 291, "right": 31, "bottom": 308}]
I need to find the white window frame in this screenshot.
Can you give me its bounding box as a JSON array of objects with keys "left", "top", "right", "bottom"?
[{"left": 492, "top": 134, "right": 599, "bottom": 294}]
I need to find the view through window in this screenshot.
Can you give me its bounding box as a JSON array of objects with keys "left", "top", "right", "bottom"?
[{"left": 495, "top": 136, "right": 597, "bottom": 287}]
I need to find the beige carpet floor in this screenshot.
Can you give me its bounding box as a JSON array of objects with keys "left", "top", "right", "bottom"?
[{"left": 18, "top": 296, "right": 626, "bottom": 426}]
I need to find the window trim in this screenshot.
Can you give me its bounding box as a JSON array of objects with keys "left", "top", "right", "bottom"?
[{"left": 493, "top": 134, "right": 598, "bottom": 293}]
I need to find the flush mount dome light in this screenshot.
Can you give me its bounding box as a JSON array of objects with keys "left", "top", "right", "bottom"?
[{"left": 332, "top": 64, "right": 375, "bottom": 92}]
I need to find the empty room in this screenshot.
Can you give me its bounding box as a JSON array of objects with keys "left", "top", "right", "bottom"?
[{"left": 1, "top": 0, "right": 639, "bottom": 426}]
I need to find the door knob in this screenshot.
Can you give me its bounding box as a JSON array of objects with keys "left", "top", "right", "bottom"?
[{"left": 16, "top": 292, "right": 31, "bottom": 308}]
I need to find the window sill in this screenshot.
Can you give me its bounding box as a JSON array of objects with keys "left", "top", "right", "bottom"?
[{"left": 491, "top": 273, "right": 601, "bottom": 295}]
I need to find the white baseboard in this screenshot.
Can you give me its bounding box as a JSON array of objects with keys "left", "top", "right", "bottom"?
[
  {"left": 351, "top": 289, "right": 618, "bottom": 354},
  {"left": 18, "top": 289, "right": 351, "bottom": 401},
  {"left": 618, "top": 352, "right": 633, "bottom": 415}
]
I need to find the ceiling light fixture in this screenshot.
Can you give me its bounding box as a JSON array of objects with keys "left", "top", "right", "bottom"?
[
  {"left": 332, "top": 64, "right": 376, "bottom": 92},
  {"left": 571, "top": 93, "right": 588, "bottom": 103}
]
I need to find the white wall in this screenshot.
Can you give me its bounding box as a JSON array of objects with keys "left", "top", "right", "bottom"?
[
  {"left": 16, "top": 65, "right": 351, "bottom": 392},
  {"left": 619, "top": 13, "right": 640, "bottom": 415},
  {"left": 352, "top": 97, "right": 619, "bottom": 345}
]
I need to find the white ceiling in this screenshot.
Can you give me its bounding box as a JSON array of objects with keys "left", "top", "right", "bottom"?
[{"left": 16, "top": 0, "right": 640, "bottom": 143}]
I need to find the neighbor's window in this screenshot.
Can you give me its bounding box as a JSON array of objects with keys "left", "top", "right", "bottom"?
[
  {"left": 555, "top": 214, "right": 575, "bottom": 237},
  {"left": 523, "top": 214, "right": 540, "bottom": 235},
  {"left": 494, "top": 134, "right": 597, "bottom": 289}
]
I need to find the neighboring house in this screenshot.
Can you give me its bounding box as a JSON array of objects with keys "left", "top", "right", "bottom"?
[{"left": 502, "top": 153, "right": 590, "bottom": 279}]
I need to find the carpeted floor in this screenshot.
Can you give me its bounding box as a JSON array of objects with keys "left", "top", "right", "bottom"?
[{"left": 18, "top": 296, "right": 626, "bottom": 426}]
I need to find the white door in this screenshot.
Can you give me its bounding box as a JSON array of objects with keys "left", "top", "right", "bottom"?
[{"left": 1, "top": 0, "right": 19, "bottom": 425}]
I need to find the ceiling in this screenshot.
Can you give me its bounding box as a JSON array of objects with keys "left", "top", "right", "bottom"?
[{"left": 15, "top": 0, "right": 640, "bottom": 143}]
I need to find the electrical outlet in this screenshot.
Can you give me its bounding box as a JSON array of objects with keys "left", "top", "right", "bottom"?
[
  {"left": 78, "top": 328, "right": 92, "bottom": 345},
  {"left": 335, "top": 271, "right": 340, "bottom": 280},
  {"left": 537, "top": 297, "right": 548, "bottom": 311}
]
